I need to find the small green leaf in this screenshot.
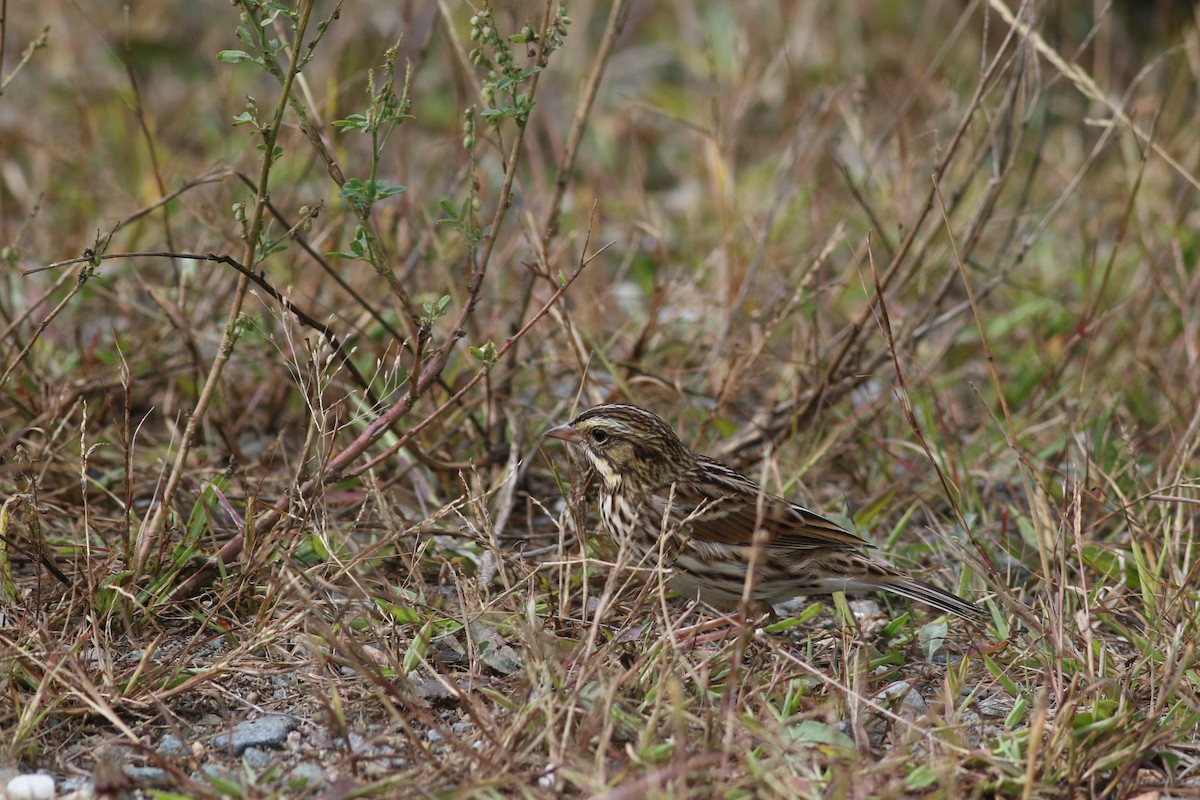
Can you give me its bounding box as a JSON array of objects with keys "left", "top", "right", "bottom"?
[
  {"left": 918, "top": 619, "right": 948, "bottom": 661},
  {"left": 332, "top": 113, "right": 370, "bottom": 132},
  {"left": 217, "top": 49, "right": 255, "bottom": 64},
  {"left": 905, "top": 765, "right": 938, "bottom": 791},
  {"left": 328, "top": 226, "right": 370, "bottom": 260},
  {"left": 375, "top": 184, "right": 406, "bottom": 200},
  {"left": 764, "top": 602, "right": 823, "bottom": 632},
  {"left": 421, "top": 295, "right": 451, "bottom": 324},
  {"left": 470, "top": 340, "right": 499, "bottom": 369},
  {"left": 1005, "top": 694, "right": 1028, "bottom": 728},
  {"left": 403, "top": 619, "right": 436, "bottom": 673},
  {"left": 375, "top": 599, "right": 420, "bottom": 625},
  {"left": 786, "top": 719, "right": 854, "bottom": 750}
]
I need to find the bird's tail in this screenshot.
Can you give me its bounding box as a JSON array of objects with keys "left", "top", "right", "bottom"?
[
  {"left": 872, "top": 577, "right": 987, "bottom": 621},
  {"left": 811, "top": 575, "right": 987, "bottom": 621}
]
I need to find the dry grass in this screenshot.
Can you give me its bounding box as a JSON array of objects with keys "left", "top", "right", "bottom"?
[{"left": 2, "top": 0, "right": 1199, "bottom": 797}]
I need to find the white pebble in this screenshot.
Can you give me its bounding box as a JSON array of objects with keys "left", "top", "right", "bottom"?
[{"left": 6, "top": 773, "right": 56, "bottom": 800}]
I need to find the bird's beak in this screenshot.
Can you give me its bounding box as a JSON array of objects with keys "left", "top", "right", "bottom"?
[{"left": 544, "top": 423, "right": 582, "bottom": 444}]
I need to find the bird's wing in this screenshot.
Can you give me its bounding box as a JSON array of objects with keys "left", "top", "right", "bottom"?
[{"left": 666, "top": 456, "right": 869, "bottom": 551}]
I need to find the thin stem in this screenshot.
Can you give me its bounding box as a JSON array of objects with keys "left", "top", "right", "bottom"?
[{"left": 134, "top": 0, "right": 317, "bottom": 575}]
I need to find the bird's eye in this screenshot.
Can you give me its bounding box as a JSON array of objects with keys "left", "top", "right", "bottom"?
[{"left": 590, "top": 429, "right": 608, "bottom": 445}]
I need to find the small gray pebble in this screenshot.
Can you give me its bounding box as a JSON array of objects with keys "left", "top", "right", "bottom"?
[
  {"left": 289, "top": 763, "right": 325, "bottom": 787},
  {"left": 242, "top": 747, "right": 273, "bottom": 768},
  {"left": 213, "top": 715, "right": 298, "bottom": 755},
  {"left": 125, "top": 767, "right": 168, "bottom": 783},
  {"left": 57, "top": 777, "right": 92, "bottom": 794},
  {"left": 157, "top": 734, "right": 185, "bottom": 755}
]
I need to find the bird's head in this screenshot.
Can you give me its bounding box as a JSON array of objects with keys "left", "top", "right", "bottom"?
[{"left": 544, "top": 403, "right": 696, "bottom": 490}]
